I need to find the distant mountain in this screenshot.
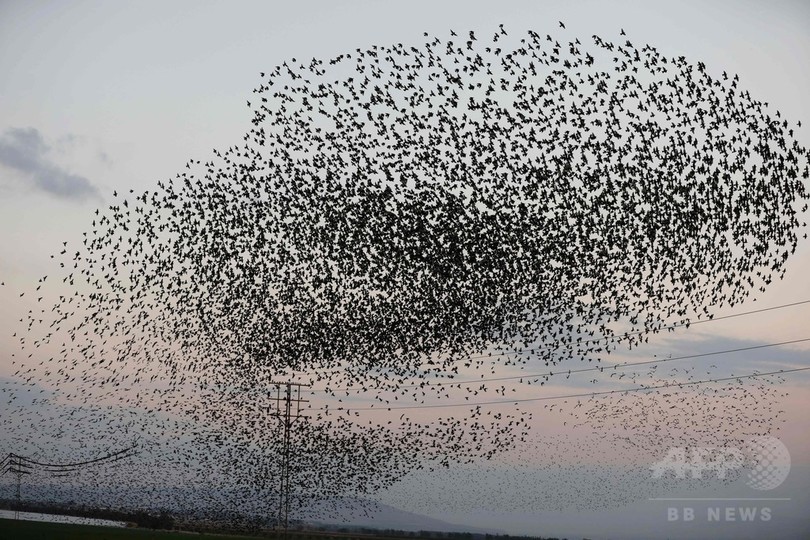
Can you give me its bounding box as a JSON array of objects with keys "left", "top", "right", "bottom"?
[
  {"left": 307, "top": 499, "right": 505, "bottom": 535},
  {"left": 2, "top": 483, "right": 503, "bottom": 535}
]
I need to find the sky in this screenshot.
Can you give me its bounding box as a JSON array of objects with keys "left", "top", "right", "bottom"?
[{"left": 1, "top": 1, "right": 810, "bottom": 539}]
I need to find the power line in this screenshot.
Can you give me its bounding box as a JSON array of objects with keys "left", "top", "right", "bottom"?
[
  {"left": 14, "top": 446, "right": 138, "bottom": 470},
  {"left": 431, "top": 299, "right": 810, "bottom": 364},
  {"left": 317, "top": 337, "right": 810, "bottom": 394},
  {"left": 313, "top": 299, "right": 810, "bottom": 393},
  {"left": 685, "top": 299, "right": 810, "bottom": 324},
  {"left": 0, "top": 446, "right": 138, "bottom": 521},
  {"left": 319, "top": 366, "right": 810, "bottom": 412}
]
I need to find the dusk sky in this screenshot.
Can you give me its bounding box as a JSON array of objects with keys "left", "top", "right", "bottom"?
[{"left": 1, "top": 2, "right": 809, "bottom": 539}]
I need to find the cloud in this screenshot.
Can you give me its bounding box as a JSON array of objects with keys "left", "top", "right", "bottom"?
[{"left": 0, "top": 127, "right": 100, "bottom": 200}]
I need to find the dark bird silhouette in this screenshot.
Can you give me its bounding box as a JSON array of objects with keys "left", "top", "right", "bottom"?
[{"left": 2, "top": 23, "right": 808, "bottom": 532}]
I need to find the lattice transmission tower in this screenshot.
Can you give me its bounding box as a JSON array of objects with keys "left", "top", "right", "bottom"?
[{"left": 268, "top": 381, "right": 309, "bottom": 538}]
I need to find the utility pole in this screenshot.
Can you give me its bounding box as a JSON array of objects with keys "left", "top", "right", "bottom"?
[
  {"left": 1, "top": 447, "right": 136, "bottom": 520},
  {"left": 268, "top": 381, "right": 309, "bottom": 539},
  {"left": 3, "top": 454, "right": 31, "bottom": 520},
  {"left": 14, "top": 458, "right": 22, "bottom": 520}
]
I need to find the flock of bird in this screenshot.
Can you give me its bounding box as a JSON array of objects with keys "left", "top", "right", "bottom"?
[
  {"left": 1, "top": 23, "right": 808, "bottom": 528},
  {"left": 379, "top": 366, "right": 790, "bottom": 513}
]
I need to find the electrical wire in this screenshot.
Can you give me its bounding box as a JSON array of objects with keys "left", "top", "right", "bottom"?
[
  {"left": 215, "top": 299, "right": 810, "bottom": 394},
  {"left": 13, "top": 446, "right": 137, "bottom": 470},
  {"left": 319, "top": 366, "right": 810, "bottom": 412}
]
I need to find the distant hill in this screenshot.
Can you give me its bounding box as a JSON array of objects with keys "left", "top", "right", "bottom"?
[
  {"left": 1, "top": 484, "right": 505, "bottom": 535},
  {"left": 306, "top": 498, "right": 505, "bottom": 535}
]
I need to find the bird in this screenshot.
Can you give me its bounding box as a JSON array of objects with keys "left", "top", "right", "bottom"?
[{"left": 2, "top": 22, "right": 808, "bottom": 532}]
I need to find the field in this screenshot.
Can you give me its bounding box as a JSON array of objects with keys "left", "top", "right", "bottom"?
[
  {"left": 0, "top": 518, "right": 444, "bottom": 540},
  {"left": 0, "top": 518, "right": 263, "bottom": 540}
]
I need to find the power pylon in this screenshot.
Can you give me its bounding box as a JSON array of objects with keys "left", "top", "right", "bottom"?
[{"left": 268, "top": 381, "right": 309, "bottom": 538}]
